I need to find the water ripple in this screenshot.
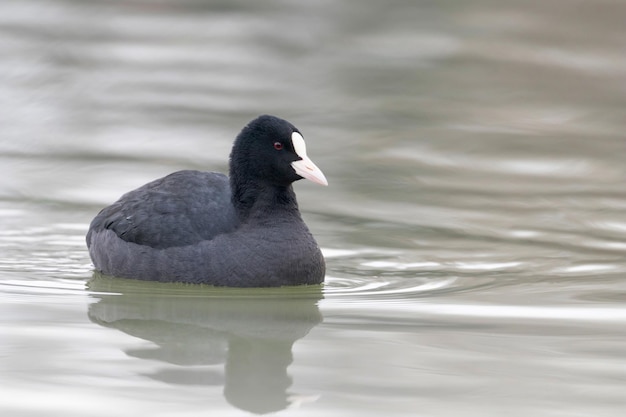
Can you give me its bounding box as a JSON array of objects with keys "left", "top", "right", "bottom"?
[
  {"left": 323, "top": 298, "right": 626, "bottom": 323},
  {"left": 325, "top": 275, "right": 459, "bottom": 298}
]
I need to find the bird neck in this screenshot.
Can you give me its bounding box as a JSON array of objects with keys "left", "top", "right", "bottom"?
[{"left": 231, "top": 179, "right": 300, "bottom": 222}]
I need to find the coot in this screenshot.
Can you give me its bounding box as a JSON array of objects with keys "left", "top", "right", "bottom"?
[{"left": 86, "top": 115, "right": 328, "bottom": 287}]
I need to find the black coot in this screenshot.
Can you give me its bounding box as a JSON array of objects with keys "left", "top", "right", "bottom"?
[{"left": 86, "top": 115, "right": 328, "bottom": 287}]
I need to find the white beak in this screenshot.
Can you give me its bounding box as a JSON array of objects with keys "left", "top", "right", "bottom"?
[
  {"left": 291, "top": 156, "right": 328, "bottom": 186},
  {"left": 290, "top": 132, "right": 328, "bottom": 186}
]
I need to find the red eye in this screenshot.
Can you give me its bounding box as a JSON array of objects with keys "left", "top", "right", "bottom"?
[{"left": 274, "top": 142, "right": 283, "bottom": 150}]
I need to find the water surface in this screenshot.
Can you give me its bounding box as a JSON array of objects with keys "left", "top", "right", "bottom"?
[{"left": 2, "top": 0, "right": 626, "bottom": 416}]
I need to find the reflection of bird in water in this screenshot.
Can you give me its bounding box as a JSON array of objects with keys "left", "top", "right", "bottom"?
[{"left": 87, "top": 275, "right": 323, "bottom": 414}]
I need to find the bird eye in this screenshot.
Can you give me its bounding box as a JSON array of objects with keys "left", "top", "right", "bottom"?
[{"left": 274, "top": 142, "right": 283, "bottom": 150}]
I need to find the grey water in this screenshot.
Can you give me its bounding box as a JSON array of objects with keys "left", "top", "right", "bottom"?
[{"left": 1, "top": 0, "right": 626, "bottom": 416}]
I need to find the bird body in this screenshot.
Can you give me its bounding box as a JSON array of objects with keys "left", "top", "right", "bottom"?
[{"left": 86, "top": 115, "right": 327, "bottom": 287}]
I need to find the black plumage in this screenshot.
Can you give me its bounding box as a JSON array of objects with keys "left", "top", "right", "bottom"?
[{"left": 86, "top": 115, "right": 327, "bottom": 287}]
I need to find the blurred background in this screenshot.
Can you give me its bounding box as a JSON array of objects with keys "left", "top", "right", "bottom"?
[{"left": 1, "top": 1, "right": 625, "bottom": 416}]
